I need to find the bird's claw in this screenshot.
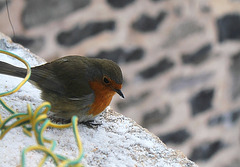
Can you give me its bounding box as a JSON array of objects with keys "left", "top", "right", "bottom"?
[{"left": 81, "top": 120, "right": 102, "bottom": 128}]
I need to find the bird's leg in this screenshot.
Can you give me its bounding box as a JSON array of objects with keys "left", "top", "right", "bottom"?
[{"left": 81, "top": 120, "right": 102, "bottom": 128}]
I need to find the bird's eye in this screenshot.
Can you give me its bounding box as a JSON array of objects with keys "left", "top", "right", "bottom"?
[{"left": 103, "top": 77, "right": 110, "bottom": 84}]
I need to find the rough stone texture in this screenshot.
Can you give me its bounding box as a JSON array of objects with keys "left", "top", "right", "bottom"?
[
  {"left": 151, "top": 0, "right": 167, "bottom": 2},
  {"left": 106, "top": 0, "right": 135, "bottom": 9},
  {"left": 208, "top": 109, "right": 240, "bottom": 126},
  {"left": 12, "top": 35, "right": 44, "bottom": 52},
  {"left": 189, "top": 140, "right": 225, "bottom": 161},
  {"left": 142, "top": 105, "right": 171, "bottom": 128},
  {"left": 0, "top": 33, "right": 197, "bottom": 167},
  {"left": 230, "top": 51, "right": 240, "bottom": 99},
  {"left": 1, "top": 1, "right": 240, "bottom": 167},
  {"left": 217, "top": 14, "right": 240, "bottom": 42},
  {"left": 159, "top": 128, "right": 191, "bottom": 145},
  {"left": 0, "top": 1, "right": 7, "bottom": 11},
  {"left": 138, "top": 57, "right": 174, "bottom": 79},
  {"left": 163, "top": 19, "right": 204, "bottom": 47},
  {"left": 132, "top": 11, "right": 167, "bottom": 32},
  {"left": 190, "top": 89, "right": 214, "bottom": 115},
  {"left": 190, "top": 88, "right": 215, "bottom": 116},
  {"left": 168, "top": 73, "right": 213, "bottom": 92},
  {"left": 88, "top": 47, "right": 145, "bottom": 63},
  {"left": 57, "top": 21, "right": 115, "bottom": 46},
  {"left": 181, "top": 43, "right": 212, "bottom": 65},
  {"left": 22, "top": 0, "right": 91, "bottom": 28}
]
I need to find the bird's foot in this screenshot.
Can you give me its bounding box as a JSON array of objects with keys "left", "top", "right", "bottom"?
[{"left": 81, "top": 120, "right": 102, "bottom": 128}]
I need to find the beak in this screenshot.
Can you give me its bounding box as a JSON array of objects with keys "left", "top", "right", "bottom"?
[{"left": 115, "top": 89, "right": 124, "bottom": 98}]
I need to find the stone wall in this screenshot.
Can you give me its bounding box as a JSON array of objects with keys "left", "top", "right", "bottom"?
[{"left": 0, "top": 0, "right": 240, "bottom": 167}]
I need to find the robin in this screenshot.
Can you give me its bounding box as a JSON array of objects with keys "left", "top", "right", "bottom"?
[{"left": 0, "top": 56, "right": 124, "bottom": 123}]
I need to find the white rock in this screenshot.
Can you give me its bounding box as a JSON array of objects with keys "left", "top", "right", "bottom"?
[{"left": 0, "top": 32, "right": 197, "bottom": 167}]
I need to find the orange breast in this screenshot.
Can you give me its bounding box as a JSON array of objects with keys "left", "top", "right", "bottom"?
[{"left": 88, "top": 81, "right": 116, "bottom": 116}]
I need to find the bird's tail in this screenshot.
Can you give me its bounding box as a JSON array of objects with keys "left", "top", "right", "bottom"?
[{"left": 0, "top": 61, "right": 27, "bottom": 78}]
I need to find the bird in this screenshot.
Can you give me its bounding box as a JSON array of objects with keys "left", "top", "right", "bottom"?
[{"left": 0, "top": 55, "right": 124, "bottom": 124}]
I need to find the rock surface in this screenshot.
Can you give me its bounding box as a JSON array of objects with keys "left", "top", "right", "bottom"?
[{"left": 0, "top": 33, "right": 197, "bottom": 167}]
